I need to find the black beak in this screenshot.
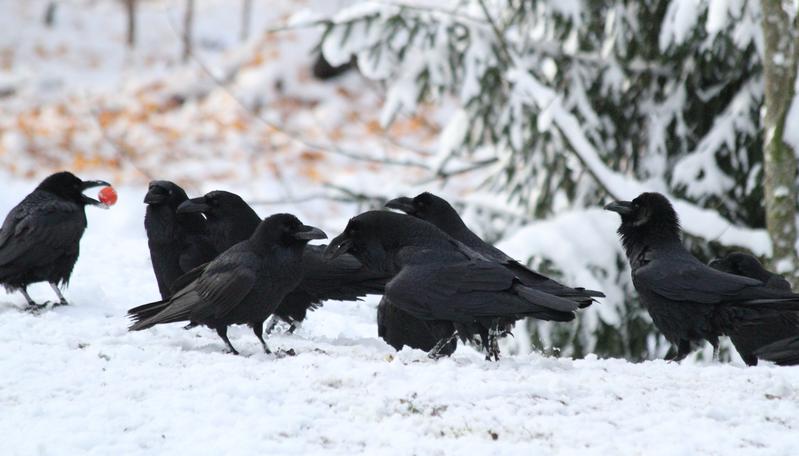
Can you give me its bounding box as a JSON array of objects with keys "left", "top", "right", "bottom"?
[
  {"left": 385, "top": 196, "right": 416, "bottom": 214},
  {"left": 293, "top": 225, "right": 327, "bottom": 241},
  {"left": 324, "top": 233, "right": 353, "bottom": 260},
  {"left": 177, "top": 197, "right": 210, "bottom": 215},
  {"left": 604, "top": 200, "right": 634, "bottom": 215},
  {"left": 80, "top": 179, "right": 112, "bottom": 207}
]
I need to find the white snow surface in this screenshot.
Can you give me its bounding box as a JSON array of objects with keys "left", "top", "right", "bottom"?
[{"left": 2, "top": 180, "right": 799, "bottom": 455}]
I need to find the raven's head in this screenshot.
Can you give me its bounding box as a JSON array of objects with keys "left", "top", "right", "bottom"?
[
  {"left": 176, "top": 190, "right": 252, "bottom": 220},
  {"left": 38, "top": 171, "right": 112, "bottom": 208},
  {"left": 144, "top": 180, "right": 189, "bottom": 210},
  {"left": 385, "top": 192, "right": 462, "bottom": 229},
  {"left": 709, "top": 252, "right": 779, "bottom": 287},
  {"left": 254, "top": 213, "right": 326, "bottom": 248},
  {"left": 604, "top": 192, "right": 680, "bottom": 248},
  {"left": 324, "top": 210, "right": 448, "bottom": 272}
]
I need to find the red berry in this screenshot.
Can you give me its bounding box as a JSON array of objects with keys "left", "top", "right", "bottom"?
[{"left": 98, "top": 186, "right": 118, "bottom": 206}]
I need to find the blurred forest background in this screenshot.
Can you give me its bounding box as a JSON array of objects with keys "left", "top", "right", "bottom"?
[{"left": 2, "top": 0, "right": 799, "bottom": 362}]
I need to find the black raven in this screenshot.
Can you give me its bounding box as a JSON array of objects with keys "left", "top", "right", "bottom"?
[
  {"left": 144, "top": 181, "right": 216, "bottom": 300},
  {"left": 709, "top": 252, "right": 798, "bottom": 365},
  {"left": 176, "top": 190, "right": 389, "bottom": 332},
  {"left": 0, "top": 171, "right": 110, "bottom": 308},
  {"left": 606, "top": 192, "right": 799, "bottom": 361},
  {"left": 128, "top": 214, "right": 326, "bottom": 354},
  {"left": 386, "top": 192, "right": 604, "bottom": 305},
  {"left": 325, "top": 210, "right": 583, "bottom": 360}
]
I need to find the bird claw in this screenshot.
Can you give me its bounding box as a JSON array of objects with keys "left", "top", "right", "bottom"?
[
  {"left": 24, "top": 302, "right": 48, "bottom": 313},
  {"left": 274, "top": 348, "right": 297, "bottom": 358}
]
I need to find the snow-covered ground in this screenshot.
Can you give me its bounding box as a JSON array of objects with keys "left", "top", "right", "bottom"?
[
  {"left": 1, "top": 179, "right": 798, "bottom": 455},
  {"left": 2, "top": 1, "right": 799, "bottom": 454}
]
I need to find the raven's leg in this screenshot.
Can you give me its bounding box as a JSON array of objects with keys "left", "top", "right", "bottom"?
[
  {"left": 287, "top": 320, "right": 301, "bottom": 334},
  {"left": 670, "top": 339, "right": 691, "bottom": 362},
  {"left": 264, "top": 315, "right": 280, "bottom": 335},
  {"left": 216, "top": 326, "right": 239, "bottom": 355},
  {"left": 428, "top": 331, "right": 458, "bottom": 360},
  {"left": 251, "top": 321, "right": 271, "bottom": 354},
  {"left": 20, "top": 288, "right": 44, "bottom": 309},
  {"left": 49, "top": 282, "right": 69, "bottom": 306},
  {"left": 486, "top": 324, "right": 501, "bottom": 362},
  {"left": 710, "top": 338, "right": 720, "bottom": 362}
]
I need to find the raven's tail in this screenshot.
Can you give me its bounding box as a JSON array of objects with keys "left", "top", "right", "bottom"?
[
  {"left": 127, "top": 300, "right": 170, "bottom": 326},
  {"left": 127, "top": 288, "right": 198, "bottom": 331},
  {"left": 754, "top": 335, "right": 799, "bottom": 366}
]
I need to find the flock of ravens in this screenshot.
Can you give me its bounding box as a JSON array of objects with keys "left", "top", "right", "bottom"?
[{"left": 2, "top": 171, "right": 799, "bottom": 366}]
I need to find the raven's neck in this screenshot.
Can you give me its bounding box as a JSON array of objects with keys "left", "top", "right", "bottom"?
[
  {"left": 619, "top": 223, "right": 682, "bottom": 264},
  {"left": 145, "top": 205, "right": 181, "bottom": 244}
]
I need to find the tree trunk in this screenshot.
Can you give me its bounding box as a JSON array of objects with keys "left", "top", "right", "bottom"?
[
  {"left": 183, "top": 0, "right": 195, "bottom": 62},
  {"left": 241, "top": 0, "right": 253, "bottom": 42},
  {"left": 760, "top": 1, "right": 799, "bottom": 287},
  {"left": 125, "top": 0, "right": 137, "bottom": 48}
]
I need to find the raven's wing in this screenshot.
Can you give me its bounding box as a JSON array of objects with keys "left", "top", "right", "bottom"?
[
  {"left": 634, "top": 256, "right": 794, "bottom": 305},
  {"left": 386, "top": 258, "right": 577, "bottom": 322},
  {"left": 274, "top": 245, "right": 389, "bottom": 322},
  {"left": 451, "top": 236, "right": 604, "bottom": 301},
  {"left": 131, "top": 250, "right": 257, "bottom": 329},
  {"left": 0, "top": 194, "right": 85, "bottom": 268},
  {"left": 194, "top": 252, "right": 258, "bottom": 319}
]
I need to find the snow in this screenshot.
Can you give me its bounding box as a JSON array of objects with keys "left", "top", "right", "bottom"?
[
  {"left": 2, "top": 2, "right": 799, "bottom": 452},
  {"left": 2, "top": 179, "right": 799, "bottom": 455}
]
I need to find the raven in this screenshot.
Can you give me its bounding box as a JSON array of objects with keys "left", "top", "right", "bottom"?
[
  {"left": 606, "top": 192, "right": 799, "bottom": 361},
  {"left": 325, "top": 210, "right": 583, "bottom": 360},
  {"left": 128, "top": 214, "right": 326, "bottom": 354},
  {"left": 176, "top": 190, "right": 389, "bottom": 332},
  {"left": 709, "top": 252, "right": 798, "bottom": 365},
  {"left": 0, "top": 171, "right": 110, "bottom": 308},
  {"left": 144, "top": 181, "right": 216, "bottom": 300},
  {"left": 386, "top": 192, "right": 604, "bottom": 305}
]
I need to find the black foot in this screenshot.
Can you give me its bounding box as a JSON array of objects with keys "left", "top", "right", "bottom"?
[
  {"left": 24, "top": 302, "right": 48, "bottom": 313},
  {"left": 53, "top": 300, "right": 69, "bottom": 307},
  {"left": 225, "top": 347, "right": 240, "bottom": 356},
  {"left": 275, "top": 348, "right": 297, "bottom": 358}
]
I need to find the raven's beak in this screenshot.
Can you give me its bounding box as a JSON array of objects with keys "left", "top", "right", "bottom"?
[
  {"left": 80, "top": 179, "right": 112, "bottom": 207},
  {"left": 604, "top": 200, "right": 634, "bottom": 215},
  {"left": 385, "top": 196, "right": 416, "bottom": 214},
  {"left": 294, "top": 225, "right": 327, "bottom": 240},
  {"left": 177, "top": 197, "right": 210, "bottom": 214},
  {"left": 144, "top": 182, "right": 168, "bottom": 204},
  {"left": 324, "top": 233, "right": 352, "bottom": 260}
]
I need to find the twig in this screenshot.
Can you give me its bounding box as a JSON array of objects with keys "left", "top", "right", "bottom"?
[
  {"left": 88, "top": 106, "right": 155, "bottom": 181},
  {"left": 477, "top": 0, "right": 514, "bottom": 64},
  {"left": 162, "top": 6, "right": 430, "bottom": 170},
  {"left": 413, "top": 157, "right": 498, "bottom": 185}
]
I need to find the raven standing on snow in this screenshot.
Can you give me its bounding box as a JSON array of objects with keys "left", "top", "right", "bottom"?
[
  {"left": 143, "top": 180, "right": 216, "bottom": 300},
  {"left": 0, "top": 171, "right": 111, "bottom": 308},
  {"left": 128, "top": 214, "right": 326, "bottom": 355},
  {"left": 176, "top": 190, "right": 390, "bottom": 333},
  {"left": 606, "top": 192, "right": 799, "bottom": 362},
  {"left": 325, "top": 211, "right": 586, "bottom": 360},
  {"left": 709, "top": 252, "right": 799, "bottom": 365},
  {"left": 382, "top": 192, "right": 602, "bottom": 354}
]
